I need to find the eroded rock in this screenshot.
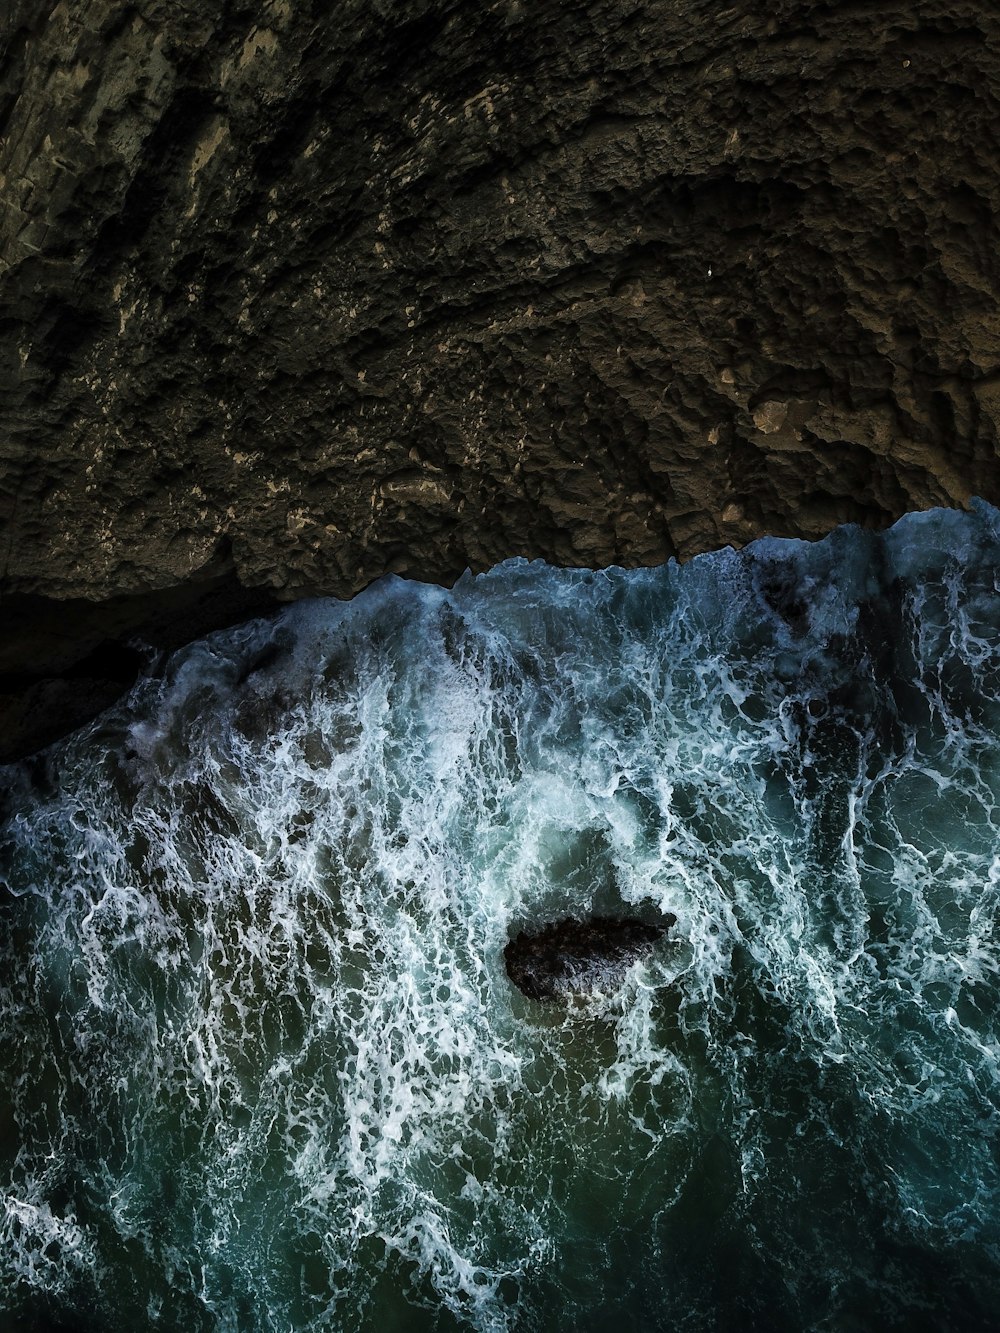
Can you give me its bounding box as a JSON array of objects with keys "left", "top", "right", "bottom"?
[
  {"left": 504, "top": 913, "right": 675, "bottom": 1001},
  {"left": 2, "top": 0, "right": 1000, "bottom": 757}
]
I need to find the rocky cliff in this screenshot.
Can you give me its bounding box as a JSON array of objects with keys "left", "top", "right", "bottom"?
[{"left": 2, "top": 0, "right": 999, "bottom": 759}]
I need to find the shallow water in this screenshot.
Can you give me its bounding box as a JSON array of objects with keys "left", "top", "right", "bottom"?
[{"left": 2, "top": 503, "right": 1000, "bottom": 1331}]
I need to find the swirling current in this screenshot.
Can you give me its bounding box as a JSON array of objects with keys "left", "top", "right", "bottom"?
[{"left": 3, "top": 504, "right": 1000, "bottom": 1332}]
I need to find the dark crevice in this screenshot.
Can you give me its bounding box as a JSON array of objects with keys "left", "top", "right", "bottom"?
[{"left": 93, "top": 85, "right": 223, "bottom": 267}]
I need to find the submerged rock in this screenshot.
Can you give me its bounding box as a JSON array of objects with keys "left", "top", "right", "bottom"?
[{"left": 504, "top": 914, "right": 674, "bottom": 1002}]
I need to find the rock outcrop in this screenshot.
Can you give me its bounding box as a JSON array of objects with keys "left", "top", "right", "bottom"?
[
  {"left": 504, "top": 914, "right": 673, "bottom": 1001},
  {"left": 2, "top": 0, "right": 1000, "bottom": 758}
]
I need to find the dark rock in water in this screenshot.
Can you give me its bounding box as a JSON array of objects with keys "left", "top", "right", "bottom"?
[{"left": 504, "top": 914, "right": 674, "bottom": 1002}]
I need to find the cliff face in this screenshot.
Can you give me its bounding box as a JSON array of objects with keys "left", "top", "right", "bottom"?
[{"left": 2, "top": 0, "right": 1000, "bottom": 759}]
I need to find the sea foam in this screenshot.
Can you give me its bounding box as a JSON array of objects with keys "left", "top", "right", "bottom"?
[{"left": 2, "top": 502, "right": 1000, "bottom": 1330}]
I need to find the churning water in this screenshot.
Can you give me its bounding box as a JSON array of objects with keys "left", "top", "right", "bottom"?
[{"left": 3, "top": 504, "right": 1000, "bottom": 1332}]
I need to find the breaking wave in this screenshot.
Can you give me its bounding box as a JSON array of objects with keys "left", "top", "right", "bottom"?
[{"left": 3, "top": 502, "right": 1000, "bottom": 1330}]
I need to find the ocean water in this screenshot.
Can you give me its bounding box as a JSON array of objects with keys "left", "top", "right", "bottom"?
[{"left": 2, "top": 503, "right": 1000, "bottom": 1332}]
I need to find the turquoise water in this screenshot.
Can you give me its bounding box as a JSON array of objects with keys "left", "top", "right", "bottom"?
[{"left": 2, "top": 503, "right": 1000, "bottom": 1331}]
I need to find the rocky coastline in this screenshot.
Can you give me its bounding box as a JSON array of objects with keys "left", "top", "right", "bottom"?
[{"left": 2, "top": 0, "right": 999, "bottom": 759}]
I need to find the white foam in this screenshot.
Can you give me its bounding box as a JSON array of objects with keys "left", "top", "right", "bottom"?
[{"left": 2, "top": 504, "right": 1000, "bottom": 1327}]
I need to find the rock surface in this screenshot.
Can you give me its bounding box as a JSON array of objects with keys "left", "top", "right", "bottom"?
[
  {"left": 504, "top": 914, "right": 673, "bottom": 1001},
  {"left": 2, "top": 0, "right": 1000, "bottom": 757}
]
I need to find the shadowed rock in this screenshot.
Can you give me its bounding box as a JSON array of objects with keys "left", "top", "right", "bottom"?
[
  {"left": 3, "top": 0, "right": 1000, "bottom": 759},
  {"left": 504, "top": 913, "right": 675, "bottom": 1002}
]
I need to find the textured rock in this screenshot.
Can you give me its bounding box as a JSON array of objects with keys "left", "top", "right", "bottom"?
[
  {"left": 504, "top": 914, "right": 673, "bottom": 1001},
  {"left": 2, "top": 0, "right": 1000, "bottom": 757}
]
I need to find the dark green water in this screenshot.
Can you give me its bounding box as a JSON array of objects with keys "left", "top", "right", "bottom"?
[{"left": 2, "top": 503, "right": 1000, "bottom": 1331}]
